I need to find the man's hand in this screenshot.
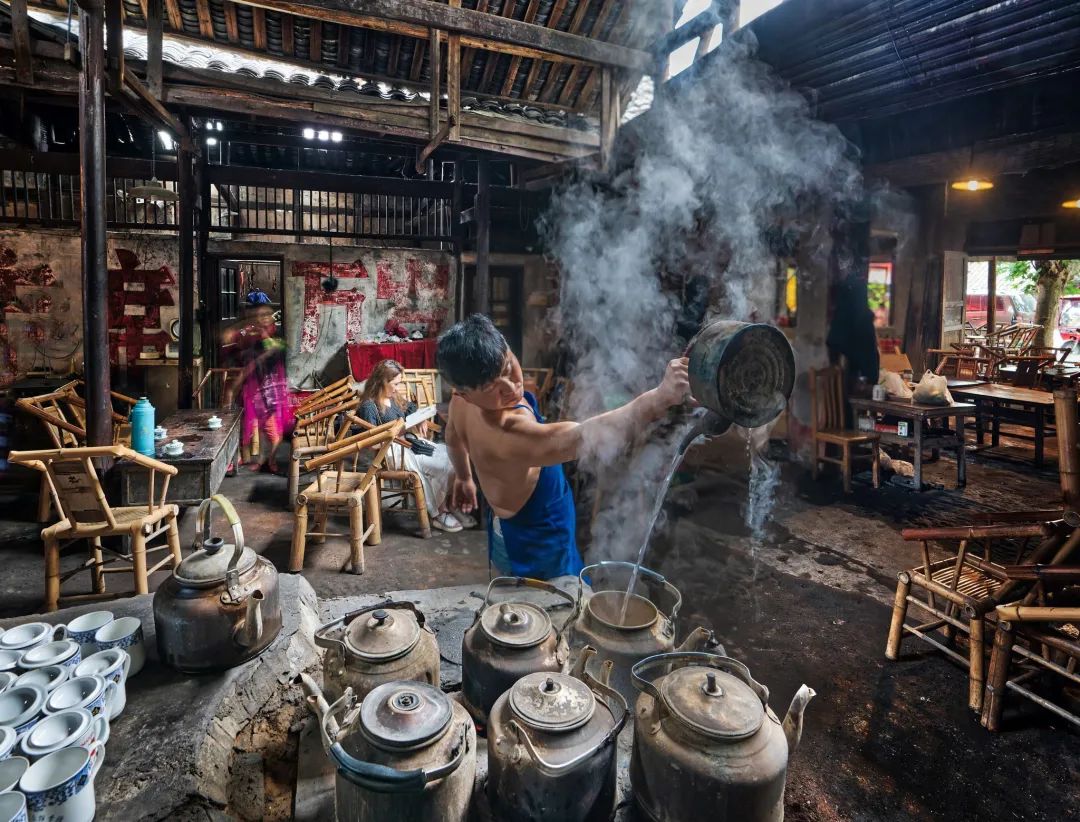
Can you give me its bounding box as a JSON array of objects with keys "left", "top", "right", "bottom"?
[
  {"left": 451, "top": 476, "right": 478, "bottom": 514},
  {"left": 654, "top": 357, "right": 692, "bottom": 409}
]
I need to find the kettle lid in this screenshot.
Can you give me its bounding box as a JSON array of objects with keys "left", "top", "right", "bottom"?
[
  {"left": 359, "top": 681, "right": 452, "bottom": 749},
  {"left": 661, "top": 665, "right": 764, "bottom": 740},
  {"left": 174, "top": 538, "right": 257, "bottom": 586},
  {"left": 479, "top": 601, "right": 551, "bottom": 648},
  {"left": 510, "top": 671, "right": 595, "bottom": 733},
  {"left": 343, "top": 608, "right": 421, "bottom": 662}
]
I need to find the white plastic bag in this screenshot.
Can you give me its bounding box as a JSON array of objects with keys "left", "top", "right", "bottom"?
[
  {"left": 880, "top": 369, "right": 913, "bottom": 399},
  {"left": 912, "top": 370, "right": 953, "bottom": 406}
]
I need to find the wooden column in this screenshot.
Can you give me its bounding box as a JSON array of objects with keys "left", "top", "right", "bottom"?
[
  {"left": 177, "top": 128, "right": 196, "bottom": 409},
  {"left": 197, "top": 148, "right": 212, "bottom": 373},
  {"left": 146, "top": 0, "right": 163, "bottom": 98},
  {"left": 986, "top": 256, "right": 997, "bottom": 333},
  {"left": 11, "top": 0, "right": 33, "bottom": 85},
  {"left": 473, "top": 157, "right": 491, "bottom": 315},
  {"left": 77, "top": 0, "right": 112, "bottom": 447}
]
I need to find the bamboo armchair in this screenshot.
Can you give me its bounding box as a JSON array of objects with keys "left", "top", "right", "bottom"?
[
  {"left": 193, "top": 367, "right": 243, "bottom": 409},
  {"left": 521, "top": 367, "right": 555, "bottom": 415},
  {"left": 287, "top": 396, "right": 360, "bottom": 501},
  {"left": 347, "top": 413, "right": 432, "bottom": 539},
  {"left": 294, "top": 376, "right": 355, "bottom": 418},
  {"left": 8, "top": 445, "right": 182, "bottom": 612},
  {"left": 401, "top": 369, "right": 439, "bottom": 408},
  {"left": 809, "top": 366, "right": 880, "bottom": 493},
  {"left": 290, "top": 419, "right": 403, "bottom": 575},
  {"left": 886, "top": 512, "right": 1069, "bottom": 712}
]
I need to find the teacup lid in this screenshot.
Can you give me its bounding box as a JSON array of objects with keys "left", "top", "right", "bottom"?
[
  {"left": 20, "top": 641, "right": 77, "bottom": 668},
  {"left": 24, "top": 708, "right": 90, "bottom": 752},
  {"left": 479, "top": 601, "right": 551, "bottom": 648},
  {"left": 509, "top": 672, "right": 596, "bottom": 733},
  {"left": 359, "top": 681, "right": 452, "bottom": 750},
  {"left": 660, "top": 665, "right": 764, "bottom": 741},
  {"left": 343, "top": 608, "right": 420, "bottom": 662}
]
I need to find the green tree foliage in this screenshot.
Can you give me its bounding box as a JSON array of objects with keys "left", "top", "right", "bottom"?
[{"left": 1002, "top": 260, "right": 1080, "bottom": 345}]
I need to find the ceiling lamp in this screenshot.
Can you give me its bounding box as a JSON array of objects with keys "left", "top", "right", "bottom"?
[
  {"left": 951, "top": 178, "right": 993, "bottom": 192},
  {"left": 1063, "top": 198, "right": 1080, "bottom": 209},
  {"left": 128, "top": 134, "right": 178, "bottom": 203}
]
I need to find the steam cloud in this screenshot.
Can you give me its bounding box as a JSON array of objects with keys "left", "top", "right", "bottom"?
[{"left": 541, "top": 31, "right": 863, "bottom": 563}]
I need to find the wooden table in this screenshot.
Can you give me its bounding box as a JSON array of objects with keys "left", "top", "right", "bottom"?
[
  {"left": 849, "top": 397, "right": 975, "bottom": 490},
  {"left": 120, "top": 409, "right": 241, "bottom": 505},
  {"left": 949, "top": 384, "right": 1059, "bottom": 467}
]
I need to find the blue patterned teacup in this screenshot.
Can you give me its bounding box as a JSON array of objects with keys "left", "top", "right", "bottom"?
[
  {"left": 0, "top": 686, "right": 47, "bottom": 736},
  {"left": 0, "top": 756, "right": 27, "bottom": 793},
  {"left": 42, "top": 676, "right": 117, "bottom": 722},
  {"left": 74, "top": 650, "right": 129, "bottom": 720},
  {"left": 0, "top": 624, "right": 67, "bottom": 655},
  {"left": 18, "top": 641, "right": 80, "bottom": 673},
  {"left": 19, "top": 744, "right": 103, "bottom": 822},
  {"left": 0, "top": 790, "right": 26, "bottom": 822},
  {"left": 65, "top": 612, "right": 114, "bottom": 659},
  {"left": 93, "top": 617, "right": 145, "bottom": 676},
  {"left": 14, "top": 666, "right": 68, "bottom": 698}
]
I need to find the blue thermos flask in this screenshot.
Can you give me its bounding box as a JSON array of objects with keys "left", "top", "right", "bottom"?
[{"left": 130, "top": 397, "right": 156, "bottom": 457}]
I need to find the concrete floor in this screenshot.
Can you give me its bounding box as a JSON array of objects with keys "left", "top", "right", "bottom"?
[{"left": 0, "top": 436, "right": 1076, "bottom": 820}]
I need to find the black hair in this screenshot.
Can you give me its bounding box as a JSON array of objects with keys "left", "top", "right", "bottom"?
[{"left": 437, "top": 314, "right": 508, "bottom": 389}]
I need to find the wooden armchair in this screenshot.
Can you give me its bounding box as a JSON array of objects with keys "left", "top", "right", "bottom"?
[
  {"left": 8, "top": 445, "right": 182, "bottom": 612},
  {"left": 347, "top": 413, "right": 432, "bottom": 539},
  {"left": 290, "top": 419, "right": 403, "bottom": 575},
  {"left": 809, "top": 366, "right": 880, "bottom": 493},
  {"left": 886, "top": 512, "right": 1069, "bottom": 712},
  {"left": 287, "top": 396, "right": 360, "bottom": 501},
  {"left": 193, "top": 367, "right": 243, "bottom": 410},
  {"left": 294, "top": 376, "right": 355, "bottom": 418}
]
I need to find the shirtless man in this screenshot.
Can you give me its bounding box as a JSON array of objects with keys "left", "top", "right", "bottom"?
[{"left": 437, "top": 314, "right": 692, "bottom": 580}]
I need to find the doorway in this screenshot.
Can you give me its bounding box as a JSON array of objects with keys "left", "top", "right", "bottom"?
[
  {"left": 464, "top": 265, "right": 524, "bottom": 357},
  {"left": 207, "top": 257, "right": 284, "bottom": 374}
]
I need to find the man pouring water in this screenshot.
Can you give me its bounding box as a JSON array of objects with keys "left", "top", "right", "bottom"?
[{"left": 437, "top": 314, "right": 692, "bottom": 580}]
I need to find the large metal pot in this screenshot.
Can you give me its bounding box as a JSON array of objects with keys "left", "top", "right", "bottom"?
[
  {"left": 316, "top": 602, "right": 440, "bottom": 701},
  {"left": 571, "top": 562, "right": 718, "bottom": 706},
  {"left": 309, "top": 678, "right": 475, "bottom": 822},
  {"left": 630, "top": 652, "right": 815, "bottom": 822},
  {"left": 486, "top": 650, "right": 628, "bottom": 822},
  {"left": 153, "top": 495, "right": 282, "bottom": 673},
  {"left": 461, "top": 576, "right": 577, "bottom": 722}
]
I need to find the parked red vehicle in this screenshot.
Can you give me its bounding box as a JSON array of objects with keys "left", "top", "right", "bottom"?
[
  {"left": 1056, "top": 295, "right": 1080, "bottom": 351},
  {"left": 965, "top": 293, "right": 1035, "bottom": 328}
]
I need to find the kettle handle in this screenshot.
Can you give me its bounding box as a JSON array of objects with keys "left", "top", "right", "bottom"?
[
  {"left": 630, "top": 652, "right": 769, "bottom": 708},
  {"left": 329, "top": 723, "right": 469, "bottom": 793},
  {"left": 194, "top": 494, "right": 245, "bottom": 559},
  {"left": 314, "top": 600, "right": 428, "bottom": 653},
  {"left": 578, "top": 562, "right": 682, "bottom": 623}
]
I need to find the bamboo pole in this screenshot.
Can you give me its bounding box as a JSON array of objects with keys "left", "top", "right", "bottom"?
[{"left": 1054, "top": 388, "right": 1080, "bottom": 509}]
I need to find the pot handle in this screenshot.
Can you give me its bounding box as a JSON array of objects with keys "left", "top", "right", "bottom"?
[
  {"left": 314, "top": 600, "right": 428, "bottom": 653},
  {"left": 630, "top": 652, "right": 769, "bottom": 708},
  {"left": 330, "top": 723, "right": 469, "bottom": 794},
  {"left": 578, "top": 562, "right": 682, "bottom": 622}
]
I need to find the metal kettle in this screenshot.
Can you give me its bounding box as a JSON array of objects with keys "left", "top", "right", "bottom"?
[
  {"left": 461, "top": 576, "right": 578, "bottom": 723},
  {"left": 630, "top": 652, "right": 815, "bottom": 822},
  {"left": 153, "top": 494, "right": 282, "bottom": 673},
  {"left": 315, "top": 601, "right": 440, "bottom": 701}
]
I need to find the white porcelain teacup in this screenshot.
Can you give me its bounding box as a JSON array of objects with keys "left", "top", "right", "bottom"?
[
  {"left": 17, "top": 708, "right": 109, "bottom": 765},
  {"left": 0, "top": 686, "right": 47, "bottom": 736},
  {"left": 93, "top": 618, "right": 145, "bottom": 676},
  {"left": 0, "top": 674, "right": 15, "bottom": 695},
  {"left": 13, "top": 667, "right": 68, "bottom": 698},
  {"left": 20, "top": 744, "right": 104, "bottom": 822},
  {"left": 0, "top": 654, "right": 21, "bottom": 676},
  {"left": 42, "top": 676, "right": 116, "bottom": 722},
  {"left": 0, "top": 790, "right": 26, "bottom": 822},
  {"left": 0, "top": 728, "right": 15, "bottom": 762},
  {"left": 0, "top": 756, "right": 27, "bottom": 793},
  {"left": 65, "top": 612, "right": 114, "bottom": 658},
  {"left": 163, "top": 439, "right": 184, "bottom": 456},
  {"left": 0, "top": 625, "right": 67, "bottom": 655},
  {"left": 74, "top": 650, "right": 129, "bottom": 720},
  {"left": 18, "top": 641, "right": 80, "bottom": 674},
  {"left": 207, "top": 415, "right": 222, "bottom": 430},
  {"left": 153, "top": 426, "right": 167, "bottom": 440}
]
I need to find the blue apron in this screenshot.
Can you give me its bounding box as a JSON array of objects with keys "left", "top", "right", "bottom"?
[{"left": 487, "top": 392, "right": 583, "bottom": 580}]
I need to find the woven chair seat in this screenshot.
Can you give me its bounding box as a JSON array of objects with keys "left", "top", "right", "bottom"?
[{"left": 910, "top": 557, "right": 1004, "bottom": 602}]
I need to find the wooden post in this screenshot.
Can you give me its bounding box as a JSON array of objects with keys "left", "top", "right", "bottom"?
[
  {"left": 77, "top": 0, "right": 112, "bottom": 448},
  {"left": 447, "top": 0, "right": 461, "bottom": 142},
  {"left": 452, "top": 175, "right": 465, "bottom": 322},
  {"left": 197, "top": 148, "right": 212, "bottom": 375},
  {"left": 986, "top": 256, "right": 997, "bottom": 333},
  {"left": 177, "top": 128, "right": 196, "bottom": 410},
  {"left": 104, "top": 0, "right": 124, "bottom": 88},
  {"left": 1055, "top": 388, "right": 1080, "bottom": 510},
  {"left": 473, "top": 157, "right": 491, "bottom": 316},
  {"left": 146, "top": 0, "right": 163, "bottom": 98},
  {"left": 599, "top": 66, "right": 618, "bottom": 172},
  {"left": 11, "top": 0, "right": 33, "bottom": 86},
  {"left": 428, "top": 27, "right": 441, "bottom": 139}
]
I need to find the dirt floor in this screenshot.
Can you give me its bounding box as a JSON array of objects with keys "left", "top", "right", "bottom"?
[{"left": 0, "top": 433, "right": 1076, "bottom": 821}]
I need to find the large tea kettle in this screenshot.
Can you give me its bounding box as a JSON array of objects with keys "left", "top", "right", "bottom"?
[
  {"left": 154, "top": 495, "right": 282, "bottom": 673},
  {"left": 629, "top": 652, "right": 815, "bottom": 822}
]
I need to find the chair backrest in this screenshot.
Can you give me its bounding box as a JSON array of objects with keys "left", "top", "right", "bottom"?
[
  {"left": 295, "top": 376, "right": 355, "bottom": 417},
  {"left": 305, "top": 420, "right": 403, "bottom": 492},
  {"left": 809, "top": 366, "right": 845, "bottom": 432},
  {"left": 402, "top": 370, "right": 438, "bottom": 408},
  {"left": 193, "top": 368, "right": 243, "bottom": 409},
  {"left": 16, "top": 390, "right": 87, "bottom": 449},
  {"left": 293, "top": 396, "right": 360, "bottom": 449},
  {"left": 955, "top": 356, "right": 989, "bottom": 380}
]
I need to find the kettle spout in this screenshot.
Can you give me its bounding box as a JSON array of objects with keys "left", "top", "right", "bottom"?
[
  {"left": 236, "top": 590, "right": 265, "bottom": 649},
  {"left": 782, "top": 684, "right": 816, "bottom": 755},
  {"left": 675, "top": 626, "right": 725, "bottom": 656}
]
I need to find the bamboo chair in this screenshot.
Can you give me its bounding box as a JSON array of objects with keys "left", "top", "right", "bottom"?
[
  {"left": 8, "top": 445, "right": 182, "bottom": 612},
  {"left": 994, "top": 354, "right": 1055, "bottom": 389},
  {"left": 193, "top": 367, "right": 243, "bottom": 409},
  {"left": 982, "top": 563, "right": 1080, "bottom": 731},
  {"left": 287, "top": 396, "right": 360, "bottom": 501},
  {"left": 809, "top": 366, "right": 880, "bottom": 493},
  {"left": 294, "top": 376, "right": 355, "bottom": 418},
  {"left": 401, "top": 369, "right": 439, "bottom": 407},
  {"left": 347, "top": 413, "right": 432, "bottom": 539},
  {"left": 290, "top": 420, "right": 403, "bottom": 574},
  {"left": 954, "top": 356, "right": 991, "bottom": 381},
  {"left": 886, "top": 513, "right": 1069, "bottom": 712},
  {"left": 521, "top": 367, "right": 555, "bottom": 415}
]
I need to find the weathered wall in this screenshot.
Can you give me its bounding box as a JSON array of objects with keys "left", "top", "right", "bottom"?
[
  {"left": 0, "top": 228, "right": 181, "bottom": 387},
  {"left": 207, "top": 240, "right": 455, "bottom": 387}
]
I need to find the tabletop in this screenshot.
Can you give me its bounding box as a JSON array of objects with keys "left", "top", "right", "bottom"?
[
  {"left": 153, "top": 408, "right": 241, "bottom": 464},
  {"left": 850, "top": 397, "right": 975, "bottom": 418},
  {"left": 949, "top": 384, "right": 1057, "bottom": 406}
]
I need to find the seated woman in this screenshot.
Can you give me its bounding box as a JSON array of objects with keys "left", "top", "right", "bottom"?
[{"left": 357, "top": 360, "right": 473, "bottom": 533}]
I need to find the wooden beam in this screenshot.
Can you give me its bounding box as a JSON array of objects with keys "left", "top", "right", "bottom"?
[
  {"left": 147, "top": 0, "right": 163, "bottom": 97},
  {"left": 428, "top": 26, "right": 440, "bottom": 139},
  {"left": 309, "top": 19, "right": 321, "bottom": 60},
  {"left": 500, "top": 0, "right": 541, "bottom": 97},
  {"left": 105, "top": 0, "right": 124, "bottom": 88},
  {"left": 387, "top": 32, "right": 401, "bottom": 77},
  {"left": 539, "top": 0, "right": 591, "bottom": 103},
  {"left": 10, "top": 0, "right": 33, "bottom": 85},
  {"left": 408, "top": 21, "right": 426, "bottom": 81},
  {"left": 415, "top": 115, "right": 455, "bottom": 173},
  {"left": 253, "top": 7, "right": 266, "bottom": 49},
  {"left": 195, "top": 0, "right": 214, "bottom": 38},
  {"left": 164, "top": 0, "right": 182, "bottom": 30},
  {"left": 281, "top": 13, "right": 294, "bottom": 57},
  {"left": 558, "top": 0, "right": 618, "bottom": 107},
  {"left": 598, "top": 65, "right": 617, "bottom": 171},
  {"left": 522, "top": 0, "right": 569, "bottom": 99},
  {"left": 135, "top": 0, "right": 149, "bottom": 21},
  {"left": 478, "top": 0, "right": 520, "bottom": 94},
  {"left": 459, "top": 0, "right": 490, "bottom": 95},
  {"left": 231, "top": 0, "right": 652, "bottom": 70},
  {"left": 125, "top": 71, "right": 188, "bottom": 137},
  {"left": 474, "top": 156, "right": 491, "bottom": 315},
  {"left": 224, "top": 2, "right": 239, "bottom": 42},
  {"left": 336, "top": 24, "right": 350, "bottom": 68},
  {"left": 578, "top": 0, "right": 627, "bottom": 110},
  {"left": 447, "top": 0, "right": 461, "bottom": 142},
  {"left": 177, "top": 124, "right": 196, "bottom": 409}
]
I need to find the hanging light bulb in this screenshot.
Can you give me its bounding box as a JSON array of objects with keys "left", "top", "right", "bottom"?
[
  {"left": 951, "top": 179, "right": 994, "bottom": 192},
  {"left": 1063, "top": 198, "right": 1080, "bottom": 209}
]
